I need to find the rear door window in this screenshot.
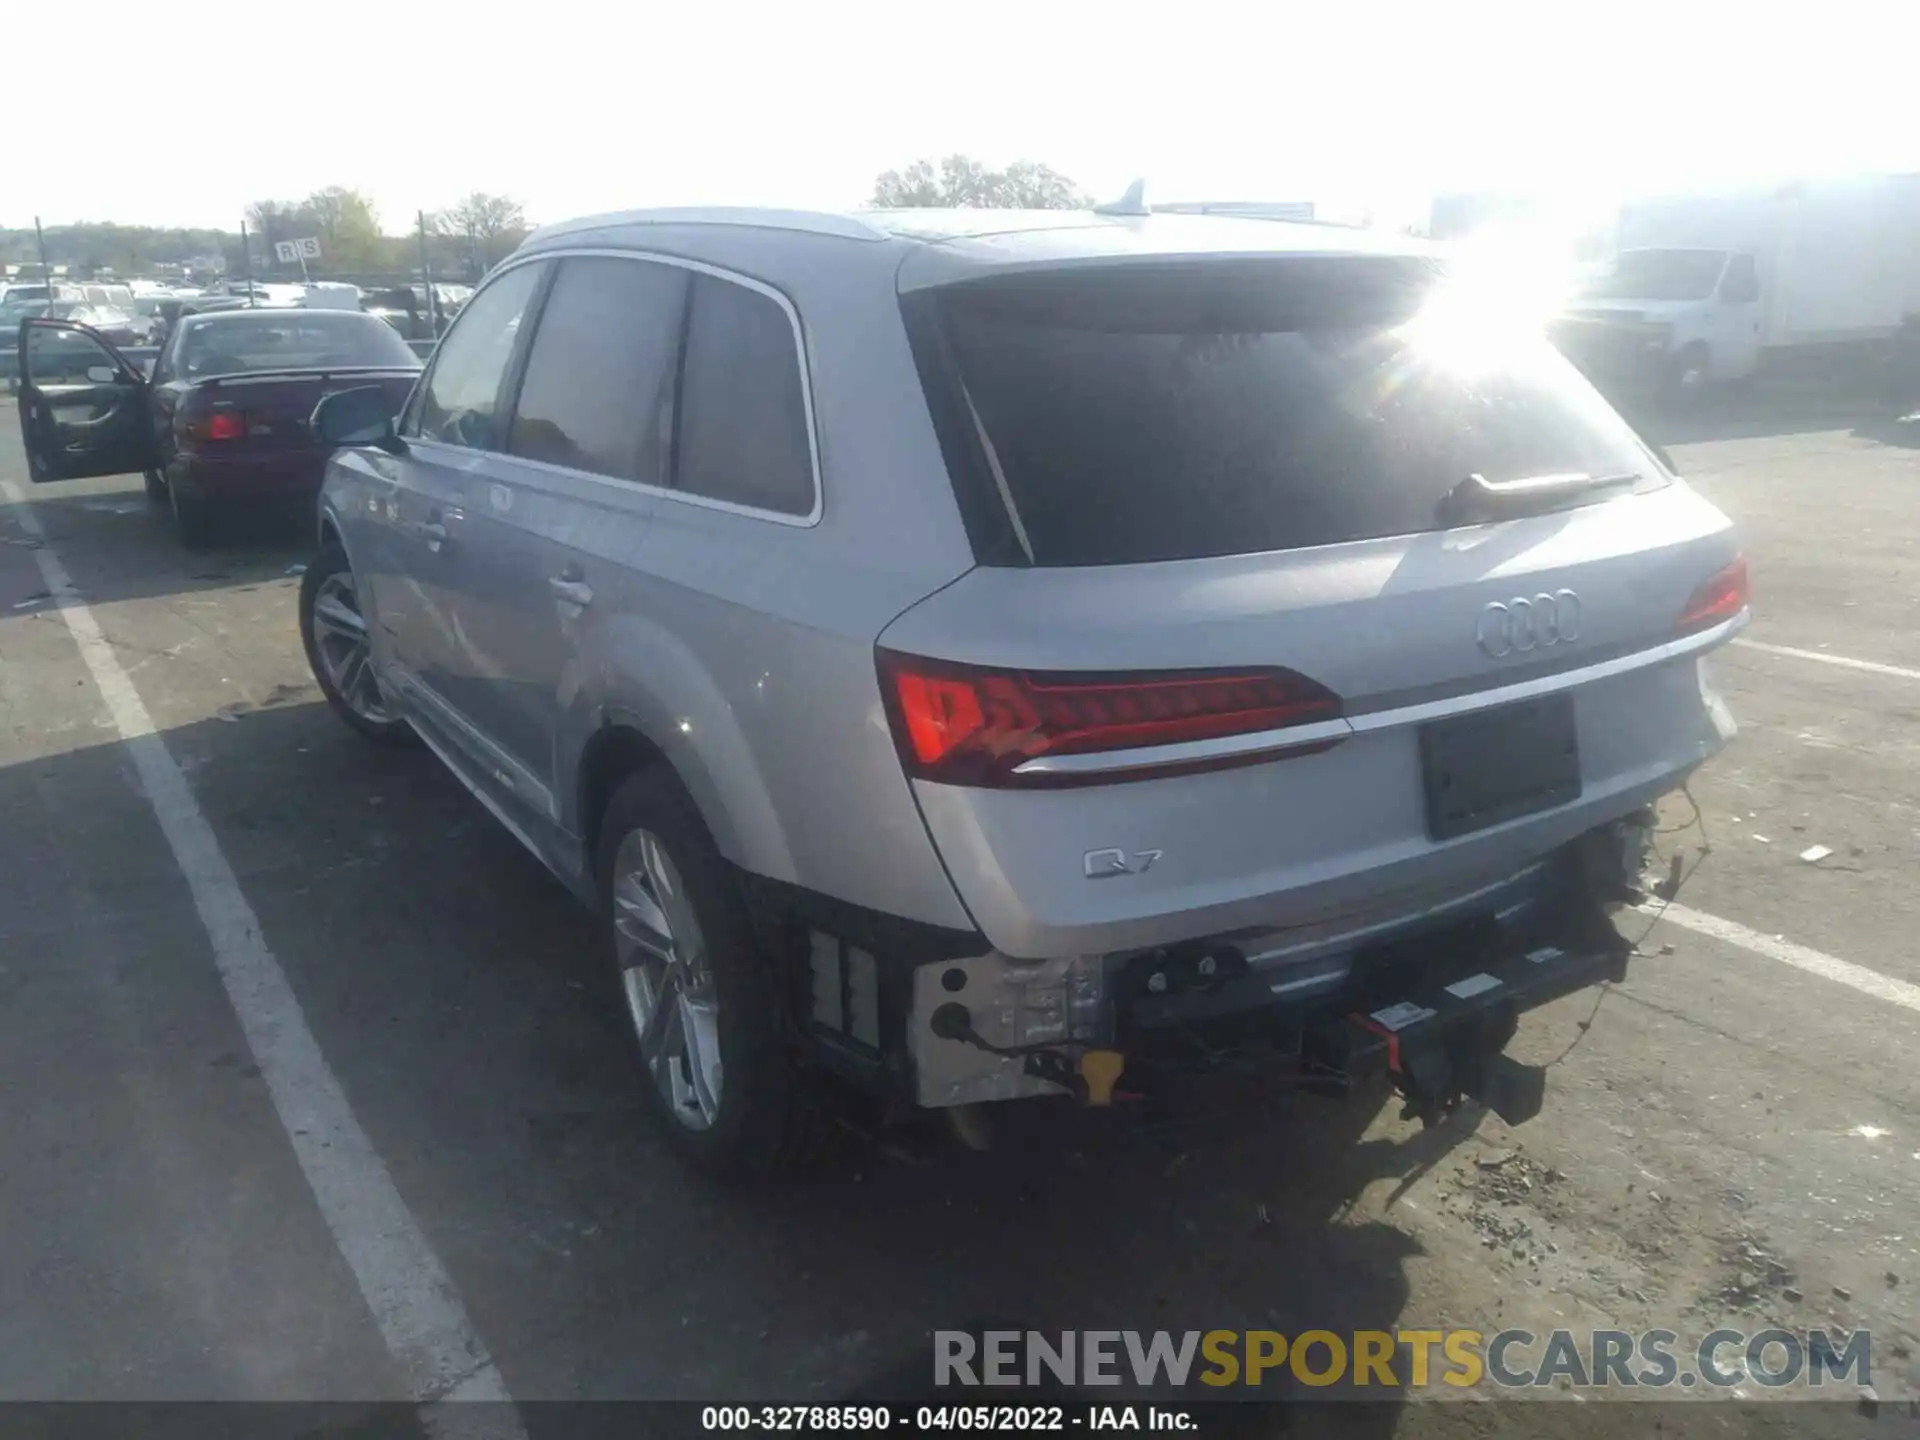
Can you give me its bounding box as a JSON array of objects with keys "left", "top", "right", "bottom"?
[
  {"left": 411, "top": 262, "right": 544, "bottom": 449},
  {"left": 935, "top": 259, "right": 1656, "bottom": 565},
  {"left": 507, "top": 256, "right": 686, "bottom": 483},
  {"left": 673, "top": 275, "right": 815, "bottom": 517}
]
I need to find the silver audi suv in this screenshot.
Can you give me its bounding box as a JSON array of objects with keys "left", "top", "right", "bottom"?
[{"left": 299, "top": 206, "right": 1746, "bottom": 1175}]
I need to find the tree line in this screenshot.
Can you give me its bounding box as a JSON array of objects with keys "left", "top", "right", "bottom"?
[
  {"left": 1, "top": 188, "right": 532, "bottom": 281},
  {"left": 2, "top": 157, "right": 1089, "bottom": 281}
]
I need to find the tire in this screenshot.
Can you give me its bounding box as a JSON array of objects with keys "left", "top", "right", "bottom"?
[
  {"left": 143, "top": 468, "right": 168, "bottom": 504},
  {"left": 298, "top": 542, "right": 414, "bottom": 745},
  {"left": 170, "top": 481, "right": 215, "bottom": 550},
  {"left": 597, "top": 766, "right": 824, "bottom": 1178},
  {"left": 1667, "top": 344, "right": 1712, "bottom": 406}
]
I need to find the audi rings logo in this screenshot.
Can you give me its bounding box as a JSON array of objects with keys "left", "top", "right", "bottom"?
[{"left": 1476, "top": 591, "right": 1582, "bottom": 658}]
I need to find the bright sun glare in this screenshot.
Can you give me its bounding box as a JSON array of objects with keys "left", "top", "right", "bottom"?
[{"left": 1402, "top": 217, "right": 1589, "bottom": 377}]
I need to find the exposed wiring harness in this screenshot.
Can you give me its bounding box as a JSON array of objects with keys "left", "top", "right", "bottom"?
[{"left": 1547, "top": 784, "right": 1712, "bottom": 1069}]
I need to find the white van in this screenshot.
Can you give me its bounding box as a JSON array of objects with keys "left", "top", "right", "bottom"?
[{"left": 1556, "top": 174, "right": 1920, "bottom": 393}]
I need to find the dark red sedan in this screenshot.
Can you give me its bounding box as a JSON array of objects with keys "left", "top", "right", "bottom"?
[{"left": 15, "top": 308, "right": 423, "bottom": 547}]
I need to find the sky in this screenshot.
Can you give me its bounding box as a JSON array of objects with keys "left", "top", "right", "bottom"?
[{"left": 7, "top": 0, "right": 1920, "bottom": 235}]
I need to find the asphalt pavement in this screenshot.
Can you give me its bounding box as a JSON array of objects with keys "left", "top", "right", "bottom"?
[{"left": 2, "top": 399, "right": 1916, "bottom": 1436}]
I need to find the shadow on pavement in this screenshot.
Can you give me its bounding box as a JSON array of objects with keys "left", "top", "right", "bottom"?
[
  {"left": 1, "top": 696, "right": 1472, "bottom": 1428},
  {"left": 0, "top": 485, "right": 315, "bottom": 609},
  {"left": 11, "top": 705, "right": 1890, "bottom": 1437}
]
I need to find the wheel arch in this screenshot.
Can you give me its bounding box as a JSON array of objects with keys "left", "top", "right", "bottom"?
[
  {"left": 317, "top": 499, "right": 346, "bottom": 552},
  {"left": 572, "top": 706, "right": 796, "bottom": 896}
]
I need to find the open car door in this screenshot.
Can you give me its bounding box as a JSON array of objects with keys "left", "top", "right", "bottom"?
[{"left": 15, "top": 317, "right": 158, "bottom": 484}]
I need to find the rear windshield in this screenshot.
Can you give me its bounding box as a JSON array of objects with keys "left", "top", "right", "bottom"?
[
  {"left": 935, "top": 259, "right": 1656, "bottom": 566},
  {"left": 177, "top": 312, "right": 421, "bottom": 379}
]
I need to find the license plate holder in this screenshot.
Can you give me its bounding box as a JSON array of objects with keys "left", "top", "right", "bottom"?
[{"left": 1420, "top": 693, "right": 1582, "bottom": 841}]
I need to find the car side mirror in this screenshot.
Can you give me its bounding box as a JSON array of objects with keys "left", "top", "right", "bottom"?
[
  {"left": 313, "top": 384, "right": 405, "bottom": 452},
  {"left": 86, "top": 365, "right": 118, "bottom": 384}
]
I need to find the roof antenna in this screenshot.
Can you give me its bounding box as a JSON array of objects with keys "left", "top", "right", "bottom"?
[{"left": 1093, "top": 179, "right": 1149, "bottom": 217}]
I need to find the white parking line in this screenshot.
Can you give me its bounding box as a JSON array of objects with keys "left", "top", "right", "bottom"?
[
  {"left": 1, "top": 480, "right": 524, "bottom": 1437},
  {"left": 1732, "top": 637, "right": 1920, "bottom": 683},
  {"left": 1651, "top": 901, "right": 1920, "bottom": 1015}
]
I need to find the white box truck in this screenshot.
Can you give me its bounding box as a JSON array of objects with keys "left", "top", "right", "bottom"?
[{"left": 1552, "top": 173, "right": 1920, "bottom": 394}]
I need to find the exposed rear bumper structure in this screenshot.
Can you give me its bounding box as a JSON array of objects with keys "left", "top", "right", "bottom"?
[{"left": 854, "top": 809, "right": 1657, "bottom": 1125}]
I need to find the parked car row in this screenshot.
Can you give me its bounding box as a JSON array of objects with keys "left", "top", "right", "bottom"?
[
  {"left": 15, "top": 307, "right": 421, "bottom": 546},
  {"left": 13, "top": 205, "right": 1748, "bottom": 1181}
]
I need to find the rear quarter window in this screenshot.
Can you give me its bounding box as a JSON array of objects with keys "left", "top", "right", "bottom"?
[
  {"left": 934, "top": 259, "right": 1657, "bottom": 566},
  {"left": 672, "top": 275, "right": 816, "bottom": 517}
]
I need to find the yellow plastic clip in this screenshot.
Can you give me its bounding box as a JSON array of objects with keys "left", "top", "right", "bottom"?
[{"left": 1077, "top": 1050, "right": 1125, "bottom": 1107}]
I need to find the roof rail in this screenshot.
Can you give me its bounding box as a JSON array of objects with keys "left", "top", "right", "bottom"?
[{"left": 524, "top": 207, "right": 892, "bottom": 246}]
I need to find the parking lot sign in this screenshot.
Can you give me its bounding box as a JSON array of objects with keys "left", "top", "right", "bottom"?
[
  {"left": 273, "top": 240, "right": 299, "bottom": 263},
  {"left": 296, "top": 237, "right": 322, "bottom": 260}
]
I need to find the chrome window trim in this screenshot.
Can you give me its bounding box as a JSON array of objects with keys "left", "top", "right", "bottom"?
[
  {"left": 408, "top": 247, "right": 824, "bottom": 528},
  {"left": 1010, "top": 611, "right": 1747, "bottom": 777}
]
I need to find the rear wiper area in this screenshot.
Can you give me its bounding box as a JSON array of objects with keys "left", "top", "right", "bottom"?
[{"left": 1437, "top": 470, "right": 1640, "bottom": 526}]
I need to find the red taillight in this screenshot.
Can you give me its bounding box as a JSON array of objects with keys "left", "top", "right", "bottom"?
[
  {"left": 877, "top": 652, "right": 1343, "bottom": 787},
  {"left": 1677, "top": 554, "right": 1749, "bottom": 634},
  {"left": 201, "top": 411, "right": 247, "bottom": 442}
]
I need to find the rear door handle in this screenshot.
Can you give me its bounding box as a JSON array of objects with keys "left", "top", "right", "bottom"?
[{"left": 548, "top": 576, "right": 593, "bottom": 607}]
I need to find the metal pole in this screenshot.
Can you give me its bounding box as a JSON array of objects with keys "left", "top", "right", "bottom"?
[
  {"left": 33, "top": 215, "right": 49, "bottom": 280},
  {"left": 240, "top": 220, "right": 254, "bottom": 305},
  {"left": 417, "top": 211, "right": 438, "bottom": 335}
]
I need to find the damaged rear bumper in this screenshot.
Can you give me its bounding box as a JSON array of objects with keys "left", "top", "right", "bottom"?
[{"left": 894, "top": 810, "right": 1654, "bottom": 1125}]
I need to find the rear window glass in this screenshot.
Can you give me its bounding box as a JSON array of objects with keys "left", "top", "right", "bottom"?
[
  {"left": 177, "top": 313, "right": 420, "bottom": 379},
  {"left": 937, "top": 260, "right": 1655, "bottom": 566}
]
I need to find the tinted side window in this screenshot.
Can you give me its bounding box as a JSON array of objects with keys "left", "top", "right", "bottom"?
[
  {"left": 507, "top": 257, "right": 686, "bottom": 483},
  {"left": 413, "top": 262, "right": 543, "bottom": 448},
  {"left": 674, "top": 276, "right": 814, "bottom": 516}
]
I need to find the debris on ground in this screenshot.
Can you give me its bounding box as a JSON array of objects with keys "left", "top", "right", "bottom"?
[
  {"left": 1834, "top": 1285, "right": 1853, "bottom": 1301},
  {"left": 285, "top": 563, "right": 308, "bottom": 576},
  {"left": 1705, "top": 1232, "right": 1797, "bottom": 1311},
  {"left": 1449, "top": 1149, "right": 1566, "bottom": 1265},
  {"left": 1799, "top": 844, "right": 1835, "bottom": 863},
  {"left": 1751, "top": 833, "right": 1772, "bottom": 843},
  {"left": 12, "top": 592, "right": 51, "bottom": 609}
]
